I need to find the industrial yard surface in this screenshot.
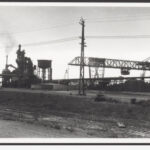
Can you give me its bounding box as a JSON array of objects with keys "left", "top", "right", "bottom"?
[{"left": 0, "top": 88, "right": 150, "bottom": 138}]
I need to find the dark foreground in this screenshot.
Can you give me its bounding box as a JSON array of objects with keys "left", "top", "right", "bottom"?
[{"left": 0, "top": 88, "right": 149, "bottom": 138}]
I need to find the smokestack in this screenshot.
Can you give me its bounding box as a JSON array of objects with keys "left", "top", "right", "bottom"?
[
  {"left": 6, "top": 55, "right": 8, "bottom": 69},
  {"left": 18, "top": 44, "right": 21, "bottom": 51}
]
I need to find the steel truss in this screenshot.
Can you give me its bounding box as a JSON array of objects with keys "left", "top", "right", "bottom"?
[{"left": 69, "top": 56, "right": 150, "bottom": 71}]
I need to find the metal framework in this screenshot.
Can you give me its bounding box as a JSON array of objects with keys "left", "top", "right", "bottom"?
[
  {"left": 69, "top": 56, "right": 150, "bottom": 71},
  {"left": 89, "top": 67, "right": 105, "bottom": 78}
]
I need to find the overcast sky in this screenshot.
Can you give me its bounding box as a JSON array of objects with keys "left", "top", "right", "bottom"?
[{"left": 0, "top": 5, "right": 150, "bottom": 79}]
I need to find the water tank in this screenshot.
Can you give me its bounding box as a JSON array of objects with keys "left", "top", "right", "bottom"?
[{"left": 38, "top": 60, "right": 52, "bottom": 69}]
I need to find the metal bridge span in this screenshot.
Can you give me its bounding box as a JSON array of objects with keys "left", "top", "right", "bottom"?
[{"left": 68, "top": 56, "right": 150, "bottom": 70}]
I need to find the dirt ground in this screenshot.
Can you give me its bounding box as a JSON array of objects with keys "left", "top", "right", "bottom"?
[{"left": 0, "top": 88, "right": 150, "bottom": 138}]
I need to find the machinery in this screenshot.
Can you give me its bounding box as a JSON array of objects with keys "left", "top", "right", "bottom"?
[{"left": 2, "top": 44, "right": 40, "bottom": 88}]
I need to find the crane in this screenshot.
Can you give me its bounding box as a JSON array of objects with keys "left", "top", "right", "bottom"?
[{"left": 141, "top": 57, "right": 150, "bottom": 80}]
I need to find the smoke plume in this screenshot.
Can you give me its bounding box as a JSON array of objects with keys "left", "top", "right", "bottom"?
[
  {"left": 0, "top": 18, "right": 17, "bottom": 55},
  {"left": 1, "top": 31, "right": 16, "bottom": 55}
]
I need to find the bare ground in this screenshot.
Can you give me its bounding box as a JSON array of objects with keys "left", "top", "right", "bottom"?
[{"left": 0, "top": 88, "right": 149, "bottom": 137}]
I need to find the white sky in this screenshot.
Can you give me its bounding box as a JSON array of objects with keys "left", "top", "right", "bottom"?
[{"left": 0, "top": 4, "right": 150, "bottom": 79}]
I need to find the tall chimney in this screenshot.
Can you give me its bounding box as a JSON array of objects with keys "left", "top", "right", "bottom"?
[{"left": 6, "top": 55, "right": 8, "bottom": 69}]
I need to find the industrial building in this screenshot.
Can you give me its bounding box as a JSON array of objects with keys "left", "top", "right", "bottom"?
[
  {"left": 2, "top": 42, "right": 150, "bottom": 93},
  {"left": 1, "top": 18, "right": 150, "bottom": 94}
]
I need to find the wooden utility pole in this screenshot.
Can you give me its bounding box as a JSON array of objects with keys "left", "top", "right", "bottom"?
[{"left": 79, "top": 18, "right": 86, "bottom": 95}]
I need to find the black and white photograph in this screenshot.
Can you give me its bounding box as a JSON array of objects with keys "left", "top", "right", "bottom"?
[{"left": 0, "top": 2, "right": 150, "bottom": 144}]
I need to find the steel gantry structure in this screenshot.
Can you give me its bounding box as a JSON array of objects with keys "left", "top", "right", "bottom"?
[{"left": 68, "top": 56, "right": 150, "bottom": 77}]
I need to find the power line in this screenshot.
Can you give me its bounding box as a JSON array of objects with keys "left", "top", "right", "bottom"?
[
  {"left": 3, "top": 15, "right": 150, "bottom": 36},
  {"left": 85, "top": 15, "right": 150, "bottom": 25},
  {"left": 2, "top": 34, "right": 150, "bottom": 50},
  {"left": 0, "top": 16, "right": 149, "bottom": 37},
  {"left": 12, "top": 34, "right": 150, "bottom": 48},
  {"left": 22, "top": 36, "right": 78, "bottom": 47},
  {"left": 0, "top": 15, "right": 150, "bottom": 36},
  {"left": 86, "top": 35, "right": 150, "bottom": 39},
  {"left": 86, "top": 14, "right": 150, "bottom": 23},
  {"left": 0, "top": 23, "right": 77, "bottom": 36},
  {"left": 87, "top": 18, "right": 150, "bottom": 24}
]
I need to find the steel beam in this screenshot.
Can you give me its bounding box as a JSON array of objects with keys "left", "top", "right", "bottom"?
[{"left": 68, "top": 56, "right": 150, "bottom": 71}]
